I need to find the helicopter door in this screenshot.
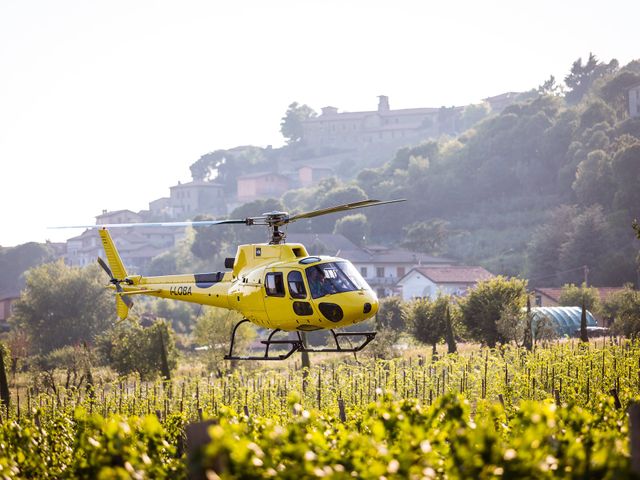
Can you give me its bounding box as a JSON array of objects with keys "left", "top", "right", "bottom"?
[
  {"left": 264, "top": 270, "right": 314, "bottom": 330},
  {"left": 263, "top": 271, "right": 290, "bottom": 328}
]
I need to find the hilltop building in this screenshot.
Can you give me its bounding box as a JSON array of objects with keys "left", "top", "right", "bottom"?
[
  {"left": 236, "top": 172, "right": 291, "bottom": 204},
  {"left": 300, "top": 96, "right": 455, "bottom": 149},
  {"left": 66, "top": 207, "right": 186, "bottom": 273},
  {"left": 299, "top": 94, "right": 521, "bottom": 151},
  {"left": 96, "top": 209, "right": 142, "bottom": 225},
  {"left": 149, "top": 180, "right": 226, "bottom": 219}
]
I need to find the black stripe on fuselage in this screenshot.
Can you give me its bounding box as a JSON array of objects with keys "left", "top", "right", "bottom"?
[{"left": 194, "top": 272, "right": 224, "bottom": 288}]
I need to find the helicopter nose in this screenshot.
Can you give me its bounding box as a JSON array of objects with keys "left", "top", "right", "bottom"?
[{"left": 363, "top": 291, "right": 379, "bottom": 318}]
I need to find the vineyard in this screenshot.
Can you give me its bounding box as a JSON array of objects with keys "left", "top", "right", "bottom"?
[{"left": 1, "top": 339, "right": 639, "bottom": 479}]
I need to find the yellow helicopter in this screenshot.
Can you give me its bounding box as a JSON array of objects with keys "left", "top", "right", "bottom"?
[{"left": 71, "top": 199, "right": 404, "bottom": 360}]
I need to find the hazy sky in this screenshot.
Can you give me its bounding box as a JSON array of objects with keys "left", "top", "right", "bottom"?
[{"left": 1, "top": 0, "right": 638, "bottom": 247}]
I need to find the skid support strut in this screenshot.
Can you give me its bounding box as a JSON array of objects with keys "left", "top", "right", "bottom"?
[
  {"left": 224, "top": 320, "right": 377, "bottom": 361},
  {"left": 224, "top": 319, "right": 303, "bottom": 361},
  {"left": 297, "top": 330, "right": 376, "bottom": 353}
]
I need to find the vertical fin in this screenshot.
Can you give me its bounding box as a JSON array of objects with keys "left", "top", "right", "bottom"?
[
  {"left": 98, "top": 229, "right": 131, "bottom": 320},
  {"left": 116, "top": 295, "right": 130, "bottom": 320},
  {"left": 98, "top": 229, "right": 128, "bottom": 279}
]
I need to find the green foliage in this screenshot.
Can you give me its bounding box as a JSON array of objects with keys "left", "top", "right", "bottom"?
[
  {"left": 333, "top": 214, "right": 369, "bottom": 246},
  {"left": 192, "top": 307, "right": 255, "bottom": 369},
  {"left": 460, "top": 276, "right": 527, "bottom": 347},
  {"left": 2, "top": 342, "right": 640, "bottom": 477},
  {"left": 189, "top": 146, "right": 271, "bottom": 194},
  {"left": 558, "top": 205, "right": 611, "bottom": 285},
  {"left": 604, "top": 286, "right": 640, "bottom": 336},
  {"left": 0, "top": 242, "right": 56, "bottom": 294},
  {"left": 230, "top": 198, "right": 283, "bottom": 244},
  {"left": 407, "top": 296, "right": 452, "bottom": 351},
  {"left": 97, "top": 321, "right": 178, "bottom": 381},
  {"left": 537, "top": 75, "right": 564, "bottom": 96},
  {"left": 559, "top": 283, "right": 601, "bottom": 313},
  {"left": 374, "top": 297, "right": 406, "bottom": 332},
  {"left": 564, "top": 52, "right": 618, "bottom": 104},
  {"left": 10, "top": 262, "right": 113, "bottom": 354},
  {"left": 196, "top": 392, "right": 631, "bottom": 479},
  {"left": 279, "top": 102, "right": 317, "bottom": 144},
  {"left": 401, "top": 219, "right": 449, "bottom": 254}
]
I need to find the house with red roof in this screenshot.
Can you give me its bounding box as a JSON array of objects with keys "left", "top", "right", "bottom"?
[{"left": 396, "top": 266, "right": 494, "bottom": 301}]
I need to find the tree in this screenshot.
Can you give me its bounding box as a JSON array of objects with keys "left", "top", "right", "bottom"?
[
  {"left": 10, "top": 262, "right": 113, "bottom": 354},
  {"left": 408, "top": 296, "right": 449, "bottom": 353},
  {"left": 558, "top": 283, "right": 600, "bottom": 314},
  {"left": 611, "top": 141, "right": 640, "bottom": 211},
  {"left": 580, "top": 301, "right": 589, "bottom": 342},
  {"left": 190, "top": 214, "right": 235, "bottom": 261},
  {"left": 526, "top": 205, "right": 578, "bottom": 286},
  {"left": 564, "top": 53, "right": 618, "bottom": 104},
  {"left": 523, "top": 296, "right": 533, "bottom": 351},
  {"left": 375, "top": 297, "right": 406, "bottom": 332},
  {"left": 496, "top": 302, "right": 528, "bottom": 347},
  {"left": 460, "top": 276, "right": 527, "bottom": 347},
  {"left": 444, "top": 306, "right": 457, "bottom": 354},
  {"left": 192, "top": 307, "right": 255, "bottom": 370},
  {"left": 558, "top": 205, "right": 610, "bottom": 285},
  {"left": 280, "top": 102, "right": 317, "bottom": 144},
  {"left": 334, "top": 214, "right": 369, "bottom": 246},
  {"left": 0, "top": 343, "right": 9, "bottom": 412},
  {"left": 402, "top": 220, "right": 450, "bottom": 254},
  {"left": 537, "top": 75, "right": 564, "bottom": 96},
  {"left": 97, "top": 321, "right": 178, "bottom": 381},
  {"left": 604, "top": 286, "right": 640, "bottom": 336},
  {"left": 0, "top": 242, "right": 55, "bottom": 293},
  {"left": 231, "top": 198, "right": 283, "bottom": 244}
]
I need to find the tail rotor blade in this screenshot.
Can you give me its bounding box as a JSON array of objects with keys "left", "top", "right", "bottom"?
[{"left": 97, "top": 257, "right": 115, "bottom": 280}]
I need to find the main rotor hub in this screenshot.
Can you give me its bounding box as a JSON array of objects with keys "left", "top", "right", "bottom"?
[
  {"left": 261, "top": 211, "right": 290, "bottom": 227},
  {"left": 260, "top": 211, "right": 290, "bottom": 245}
]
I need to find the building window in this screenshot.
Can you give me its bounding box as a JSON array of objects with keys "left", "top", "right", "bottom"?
[
  {"left": 535, "top": 295, "right": 542, "bottom": 307},
  {"left": 360, "top": 267, "right": 368, "bottom": 278},
  {"left": 376, "top": 267, "right": 384, "bottom": 278},
  {"left": 397, "top": 267, "right": 405, "bottom": 278}
]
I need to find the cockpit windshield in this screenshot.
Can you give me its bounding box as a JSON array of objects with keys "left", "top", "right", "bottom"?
[{"left": 305, "top": 261, "right": 368, "bottom": 299}]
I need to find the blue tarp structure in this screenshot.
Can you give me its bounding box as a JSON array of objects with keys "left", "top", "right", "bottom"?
[{"left": 531, "top": 306, "right": 597, "bottom": 338}]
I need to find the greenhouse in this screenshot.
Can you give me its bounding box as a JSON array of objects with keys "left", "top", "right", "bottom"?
[{"left": 531, "top": 306, "right": 597, "bottom": 338}]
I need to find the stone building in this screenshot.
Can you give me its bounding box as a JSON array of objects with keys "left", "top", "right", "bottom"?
[
  {"left": 301, "top": 96, "right": 451, "bottom": 149},
  {"left": 629, "top": 82, "right": 640, "bottom": 118}
]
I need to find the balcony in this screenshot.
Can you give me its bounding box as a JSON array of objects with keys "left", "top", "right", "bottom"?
[{"left": 365, "top": 276, "right": 398, "bottom": 286}]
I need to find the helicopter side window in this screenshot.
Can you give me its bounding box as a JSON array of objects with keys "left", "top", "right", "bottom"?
[
  {"left": 287, "top": 271, "right": 307, "bottom": 299},
  {"left": 265, "top": 272, "right": 285, "bottom": 297}
]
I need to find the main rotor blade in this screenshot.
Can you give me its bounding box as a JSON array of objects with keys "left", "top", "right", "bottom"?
[
  {"left": 51, "top": 219, "right": 248, "bottom": 229},
  {"left": 287, "top": 199, "right": 406, "bottom": 223}
]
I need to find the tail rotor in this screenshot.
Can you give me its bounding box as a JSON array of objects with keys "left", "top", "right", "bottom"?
[{"left": 97, "top": 256, "right": 133, "bottom": 319}]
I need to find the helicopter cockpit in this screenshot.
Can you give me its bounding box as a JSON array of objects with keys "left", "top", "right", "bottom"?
[{"left": 305, "top": 261, "right": 369, "bottom": 299}]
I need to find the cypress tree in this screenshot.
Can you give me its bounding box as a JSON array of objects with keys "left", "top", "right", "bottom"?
[
  {"left": 580, "top": 300, "right": 589, "bottom": 343},
  {"left": 0, "top": 344, "right": 10, "bottom": 413},
  {"left": 523, "top": 296, "right": 533, "bottom": 351},
  {"left": 444, "top": 306, "right": 457, "bottom": 354}
]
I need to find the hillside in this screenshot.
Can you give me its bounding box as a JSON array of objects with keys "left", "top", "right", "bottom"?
[{"left": 248, "top": 55, "right": 640, "bottom": 288}]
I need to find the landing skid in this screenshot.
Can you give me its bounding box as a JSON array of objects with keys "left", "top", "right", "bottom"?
[{"left": 224, "top": 319, "right": 377, "bottom": 361}]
